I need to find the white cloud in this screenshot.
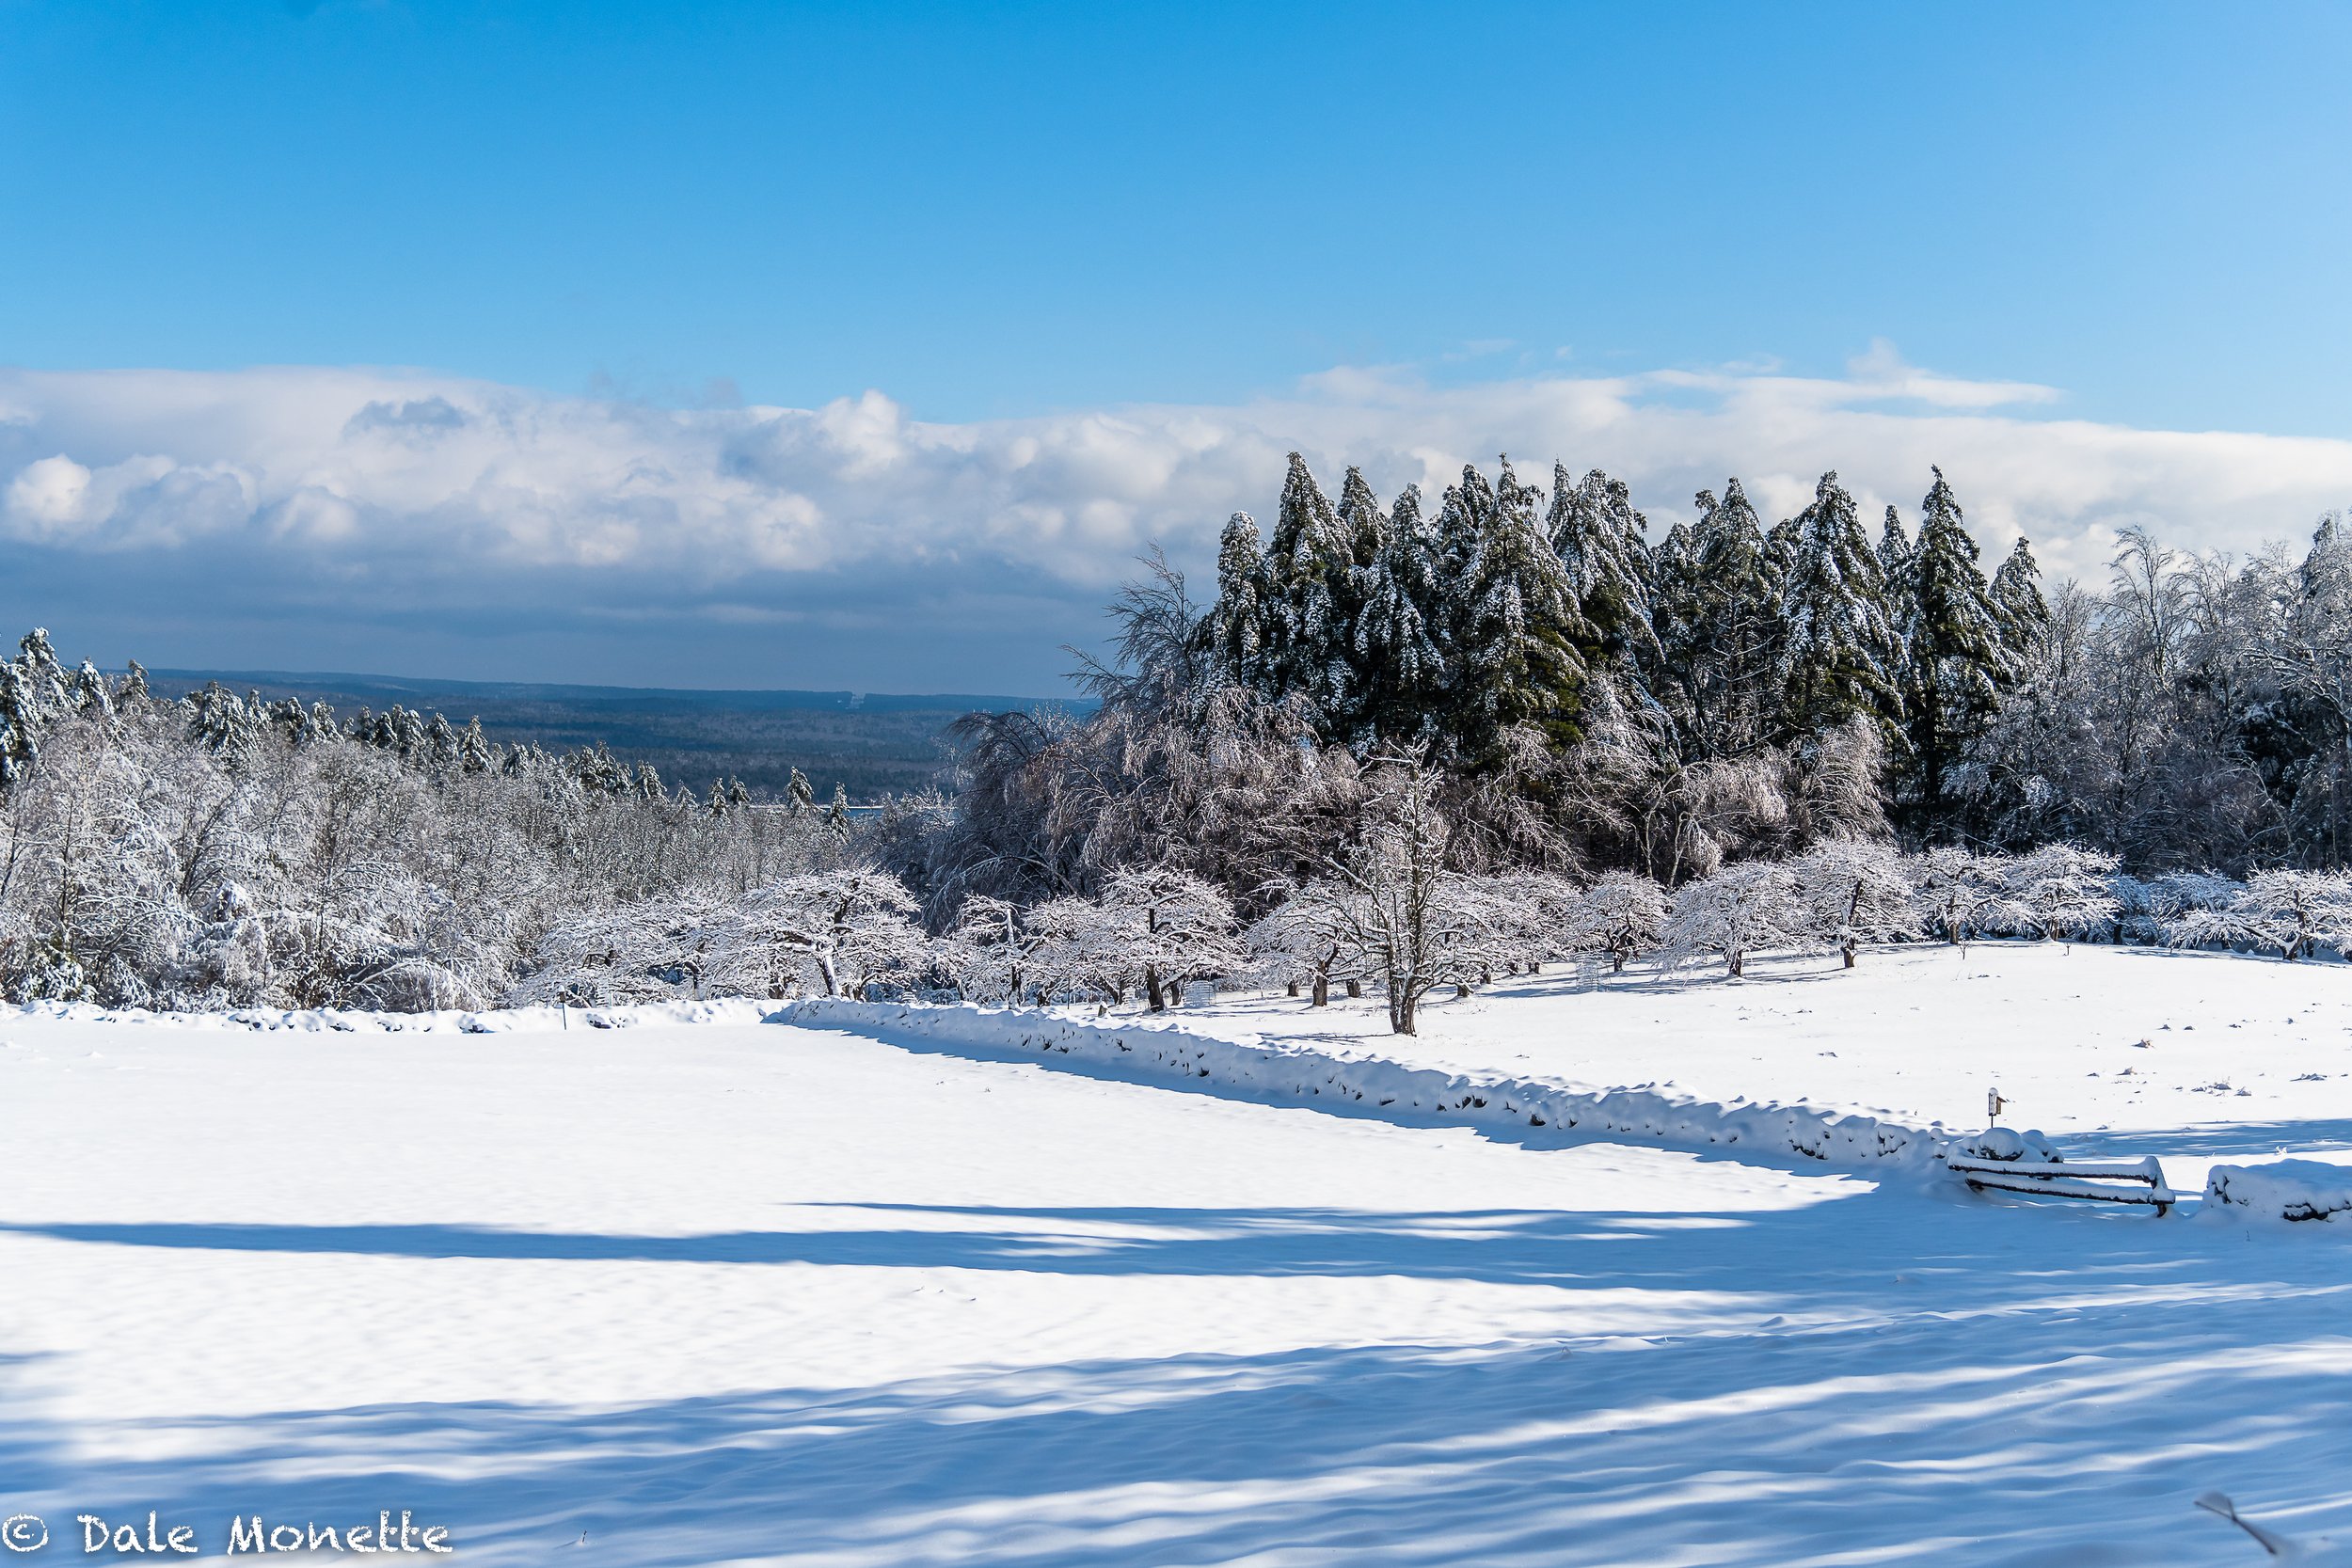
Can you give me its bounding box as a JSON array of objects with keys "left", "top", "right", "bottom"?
[{"left": 2, "top": 352, "right": 2349, "bottom": 681}]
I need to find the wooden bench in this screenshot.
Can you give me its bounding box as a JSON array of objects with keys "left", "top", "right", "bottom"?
[{"left": 1945, "top": 1153, "right": 2176, "bottom": 1216}]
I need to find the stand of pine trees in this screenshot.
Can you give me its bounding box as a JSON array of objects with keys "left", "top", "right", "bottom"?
[{"left": 1205, "top": 454, "right": 2030, "bottom": 845}]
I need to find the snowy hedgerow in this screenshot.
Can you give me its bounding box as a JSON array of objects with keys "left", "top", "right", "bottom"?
[
  {"left": 1662, "top": 861, "right": 1803, "bottom": 977},
  {"left": 2167, "top": 870, "right": 2352, "bottom": 961}
]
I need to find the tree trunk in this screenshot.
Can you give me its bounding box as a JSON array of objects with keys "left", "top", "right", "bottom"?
[
  {"left": 1842, "top": 939, "right": 1856, "bottom": 969},
  {"left": 1311, "top": 972, "right": 1329, "bottom": 1007},
  {"left": 1613, "top": 951, "right": 1626, "bottom": 974},
  {"left": 1286, "top": 979, "right": 1299, "bottom": 997},
  {"left": 1454, "top": 983, "right": 1470, "bottom": 998},
  {"left": 1343, "top": 977, "right": 1361, "bottom": 998},
  {"left": 1145, "top": 965, "right": 1165, "bottom": 1011},
  {"left": 1728, "top": 949, "right": 1743, "bottom": 977}
]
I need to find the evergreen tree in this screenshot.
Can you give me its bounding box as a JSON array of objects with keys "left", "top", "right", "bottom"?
[
  {"left": 1669, "top": 481, "right": 1781, "bottom": 757},
  {"left": 1336, "top": 466, "right": 1388, "bottom": 569},
  {"left": 184, "top": 681, "right": 262, "bottom": 763},
  {"left": 1774, "top": 471, "right": 1899, "bottom": 740},
  {"left": 459, "top": 717, "right": 493, "bottom": 774},
  {"left": 1901, "top": 467, "right": 2011, "bottom": 835},
  {"left": 1546, "top": 465, "right": 1661, "bottom": 671},
  {"left": 1645, "top": 518, "right": 1703, "bottom": 737},
  {"left": 117, "top": 659, "right": 151, "bottom": 709},
  {"left": 1443, "top": 458, "right": 1589, "bottom": 760},
  {"left": 15, "top": 629, "right": 69, "bottom": 713},
  {"left": 425, "top": 712, "right": 463, "bottom": 774},
  {"left": 1208, "top": 512, "right": 1270, "bottom": 685},
  {"left": 0, "top": 665, "right": 43, "bottom": 788},
  {"left": 1352, "top": 483, "right": 1446, "bottom": 747},
  {"left": 72, "top": 660, "right": 113, "bottom": 722},
  {"left": 1991, "top": 535, "right": 2050, "bottom": 662},
  {"left": 1260, "top": 453, "right": 1356, "bottom": 723},
  {"left": 1877, "top": 506, "right": 1915, "bottom": 588},
  {"left": 787, "top": 766, "right": 815, "bottom": 813},
  {"left": 1326, "top": 466, "right": 1391, "bottom": 735}
]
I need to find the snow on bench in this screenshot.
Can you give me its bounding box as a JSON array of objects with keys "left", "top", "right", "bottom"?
[
  {"left": 1942, "top": 1128, "right": 2175, "bottom": 1214},
  {"left": 1945, "top": 1154, "right": 2177, "bottom": 1214}
]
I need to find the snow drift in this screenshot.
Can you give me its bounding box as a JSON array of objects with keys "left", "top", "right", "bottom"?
[
  {"left": 775, "top": 997, "right": 1947, "bottom": 1171},
  {"left": 2202, "top": 1159, "right": 2352, "bottom": 1224}
]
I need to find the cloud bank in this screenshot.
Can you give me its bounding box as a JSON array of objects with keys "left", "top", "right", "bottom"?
[{"left": 3, "top": 348, "right": 2348, "bottom": 691}]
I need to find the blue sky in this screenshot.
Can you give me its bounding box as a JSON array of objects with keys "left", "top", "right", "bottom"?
[{"left": 2, "top": 2, "right": 2350, "bottom": 690}]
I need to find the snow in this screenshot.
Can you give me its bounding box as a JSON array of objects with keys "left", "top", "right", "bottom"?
[
  {"left": 6, "top": 945, "right": 2352, "bottom": 1563},
  {"left": 1165, "top": 941, "right": 2352, "bottom": 1195},
  {"left": 784, "top": 997, "right": 1945, "bottom": 1171},
  {"left": 2203, "top": 1159, "right": 2352, "bottom": 1224}
]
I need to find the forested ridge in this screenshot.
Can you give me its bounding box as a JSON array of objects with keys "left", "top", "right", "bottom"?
[{"left": 4, "top": 451, "right": 2352, "bottom": 1020}]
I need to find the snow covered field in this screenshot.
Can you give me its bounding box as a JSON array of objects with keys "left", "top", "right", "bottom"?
[
  {"left": 1173, "top": 942, "right": 2352, "bottom": 1194},
  {"left": 4, "top": 946, "right": 2350, "bottom": 1565}
]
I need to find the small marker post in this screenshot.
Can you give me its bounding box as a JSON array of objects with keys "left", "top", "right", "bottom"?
[{"left": 1987, "top": 1086, "right": 2006, "bottom": 1125}]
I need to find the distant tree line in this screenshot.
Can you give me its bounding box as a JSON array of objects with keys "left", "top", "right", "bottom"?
[
  {"left": 6, "top": 449, "right": 2352, "bottom": 1020},
  {"left": 924, "top": 453, "right": 2352, "bottom": 914},
  {"left": 0, "top": 635, "right": 910, "bottom": 1010}
]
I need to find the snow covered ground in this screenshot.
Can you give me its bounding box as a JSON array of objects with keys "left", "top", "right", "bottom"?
[
  {"left": 4, "top": 947, "right": 2350, "bottom": 1564},
  {"left": 1168, "top": 941, "right": 2352, "bottom": 1193}
]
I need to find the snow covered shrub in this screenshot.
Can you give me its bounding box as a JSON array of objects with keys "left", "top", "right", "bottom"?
[
  {"left": 1565, "top": 871, "right": 1668, "bottom": 973},
  {"left": 716, "top": 868, "right": 930, "bottom": 999},
  {"left": 2167, "top": 870, "right": 2352, "bottom": 961},
  {"left": 1790, "top": 840, "right": 1915, "bottom": 967},
  {"left": 1662, "top": 861, "right": 1802, "bottom": 977},
  {"left": 2202, "top": 1159, "right": 2352, "bottom": 1223},
  {"left": 2000, "top": 844, "right": 2122, "bottom": 941},
  {"left": 1912, "top": 847, "right": 2019, "bottom": 942},
  {"left": 1021, "top": 895, "right": 1131, "bottom": 1004},
  {"left": 1095, "top": 866, "right": 1245, "bottom": 1010},
  {"left": 2105, "top": 872, "right": 2161, "bottom": 945},
  {"left": 942, "top": 895, "right": 1032, "bottom": 1005},
  {"left": 1467, "top": 872, "right": 1578, "bottom": 976},
  {"left": 1244, "top": 881, "right": 1361, "bottom": 1005},
  {"left": 511, "top": 894, "right": 727, "bottom": 1006},
  {"left": 1290, "top": 752, "right": 1501, "bottom": 1034},
  {"left": 15, "top": 938, "right": 87, "bottom": 1002}
]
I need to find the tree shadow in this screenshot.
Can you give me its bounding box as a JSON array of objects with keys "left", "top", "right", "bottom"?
[{"left": 7, "top": 1189, "right": 2350, "bottom": 1565}]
